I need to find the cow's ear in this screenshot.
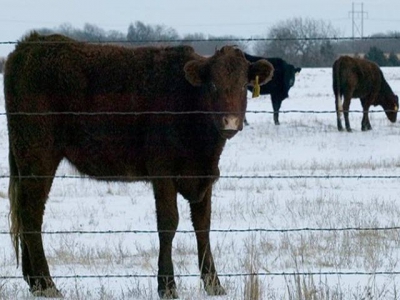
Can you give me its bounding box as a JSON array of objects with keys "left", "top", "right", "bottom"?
[
  {"left": 248, "top": 60, "right": 274, "bottom": 86},
  {"left": 184, "top": 60, "right": 206, "bottom": 86}
]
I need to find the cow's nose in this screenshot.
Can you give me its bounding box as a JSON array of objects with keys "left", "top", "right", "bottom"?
[{"left": 222, "top": 115, "right": 240, "bottom": 130}]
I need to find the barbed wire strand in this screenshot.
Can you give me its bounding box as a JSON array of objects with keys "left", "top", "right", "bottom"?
[
  {"left": 2, "top": 226, "right": 400, "bottom": 235},
  {"left": 2, "top": 271, "right": 400, "bottom": 280},
  {"left": 0, "top": 109, "right": 397, "bottom": 116},
  {"left": 0, "top": 174, "right": 398, "bottom": 180},
  {"left": 1, "top": 35, "right": 400, "bottom": 45}
]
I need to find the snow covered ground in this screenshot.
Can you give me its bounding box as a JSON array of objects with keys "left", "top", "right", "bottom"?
[{"left": 1, "top": 67, "right": 400, "bottom": 299}]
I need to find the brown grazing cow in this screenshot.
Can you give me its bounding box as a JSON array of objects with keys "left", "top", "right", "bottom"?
[
  {"left": 4, "top": 32, "right": 273, "bottom": 298},
  {"left": 332, "top": 56, "right": 398, "bottom": 132}
]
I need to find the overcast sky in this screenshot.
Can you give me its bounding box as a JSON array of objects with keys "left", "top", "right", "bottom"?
[{"left": 1, "top": 0, "right": 400, "bottom": 57}]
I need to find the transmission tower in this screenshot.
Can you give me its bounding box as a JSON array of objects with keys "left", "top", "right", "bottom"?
[{"left": 349, "top": 2, "right": 368, "bottom": 38}]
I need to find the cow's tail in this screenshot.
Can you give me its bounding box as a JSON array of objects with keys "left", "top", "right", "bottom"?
[
  {"left": 8, "top": 144, "right": 21, "bottom": 266},
  {"left": 332, "top": 59, "right": 343, "bottom": 116}
]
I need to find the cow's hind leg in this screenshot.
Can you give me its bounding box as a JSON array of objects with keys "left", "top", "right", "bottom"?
[
  {"left": 190, "top": 188, "right": 225, "bottom": 296},
  {"left": 9, "top": 150, "right": 62, "bottom": 297},
  {"left": 153, "top": 179, "right": 179, "bottom": 299},
  {"left": 343, "top": 94, "right": 352, "bottom": 132},
  {"left": 335, "top": 95, "right": 344, "bottom": 131}
]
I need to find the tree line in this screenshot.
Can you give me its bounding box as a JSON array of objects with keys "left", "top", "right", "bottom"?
[
  {"left": 254, "top": 17, "right": 400, "bottom": 67},
  {"left": 0, "top": 18, "right": 399, "bottom": 72},
  {"left": 32, "top": 22, "right": 248, "bottom": 58}
]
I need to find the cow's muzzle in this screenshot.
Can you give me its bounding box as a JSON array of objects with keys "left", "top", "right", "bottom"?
[
  {"left": 219, "top": 115, "right": 242, "bottom": 139},
  {"left": 219, "top": 129, "right": 239, "bottom": 139}
]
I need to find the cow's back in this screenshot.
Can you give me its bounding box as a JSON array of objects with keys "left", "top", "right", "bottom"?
[
  {"left": 4, "top": 32, "right": 204, "bottom": 178},
  {"left": 333, "top": 56, "right": 382, "bottom": 98},
  {"left": 5, "top": 33, "right": 198, "bottom": 113}
]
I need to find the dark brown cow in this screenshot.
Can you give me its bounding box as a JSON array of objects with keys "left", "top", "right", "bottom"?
[
  {"left": 333, "top": 56, "right": 398, "bottom": 132},
  {"left": 4, "top": 32, "right": 273, "bottom": 298}
]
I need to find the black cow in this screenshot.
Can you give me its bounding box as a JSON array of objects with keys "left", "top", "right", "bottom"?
[{"left": 245, "top": 53, "right": 301, "bottom": 125}]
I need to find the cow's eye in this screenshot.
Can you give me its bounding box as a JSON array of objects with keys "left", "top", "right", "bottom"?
[{"left": 209, "top": 82, "right": 217, "bottom": 92}]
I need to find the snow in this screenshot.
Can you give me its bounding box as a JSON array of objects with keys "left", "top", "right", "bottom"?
[{"left": 1, "top": 67, "right": 400, "bottom": 299}]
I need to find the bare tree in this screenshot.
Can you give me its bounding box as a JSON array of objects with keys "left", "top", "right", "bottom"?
[
  {"left": 181, "top": 33, "right": 209, "bottom": 55},
  {"left": 127, "top": 21, "right": 179, "bottom": 46},
  {"left": 180, "top": 33, "right": 249, "bottom": 56},
  {"left": 254, "top": 17, "right": 340, "bottom": 67},
  {"left": 35, "top": 23, "right": 126, "bottom": 44}
]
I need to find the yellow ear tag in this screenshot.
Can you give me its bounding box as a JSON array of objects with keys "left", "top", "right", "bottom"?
[{"left": 252, "top": 75, "right": 260, "bottom": 98}]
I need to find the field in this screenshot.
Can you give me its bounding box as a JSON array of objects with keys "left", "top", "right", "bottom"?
[{"left": 1, "top": 67, "right": 400, "bottom": 300}]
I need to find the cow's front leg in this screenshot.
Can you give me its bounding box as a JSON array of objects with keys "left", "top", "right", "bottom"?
[
  {"left": 189, "top": 187, "right": 225, "bottom": 296},
  {"left": 337, "top": 118, "right": 344, "bottom": 131},
  {"left": 271, "top": 97, "right": 282, "bottom": 125},
  {"left": 361, "top": 113, "right": 372, "bottom": 131},
  {"left": 152, "top": 179, "right": 179, "bottom": 299},
  {"left": 361, "top": 99, "right": 372, "bottom": 131}
]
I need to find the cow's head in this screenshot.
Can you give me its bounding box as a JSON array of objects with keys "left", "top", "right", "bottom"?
[
  {"left": 184, "top": 46, "right": 274, "bottom": 139},
  {"left": 381, "top": 93, "right": 399, "bottom": 123},
  {"left": 286, "top": 65, "right": 302, "bottom": 90}
]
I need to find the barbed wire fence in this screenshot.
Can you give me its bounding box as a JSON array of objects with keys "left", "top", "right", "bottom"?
[{"left": 0, "top": 36, "right": 400, "bottom": 283}]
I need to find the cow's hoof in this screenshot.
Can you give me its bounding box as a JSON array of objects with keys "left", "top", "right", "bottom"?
[
  {"left": 158, "top": 288, "right": 179, "bottom": 299},
  {"left": 205, "top": 284, "right": 226, "bottom": 296},
  {"left": 31, "top": 287, "right": 63, "bottom": 298}
]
